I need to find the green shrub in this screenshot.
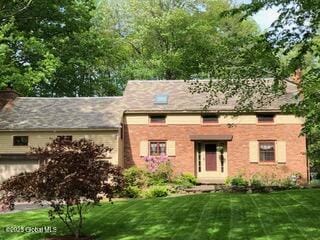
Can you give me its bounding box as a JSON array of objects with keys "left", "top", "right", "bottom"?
[
  {"left": 122, "top": 167, "right": 148, "bottom": 198},
  {"left": 144, "top": 185, "right": 168, "bottom": 198},
  {"left": 123, "top": 186, "right": 141, "bottom": 198},
  {"left": 148, "top": 162, "right": 173, "bottom": 185},
  {"left": 226, "top": 175, "right": 249, "bottom": 187},
  {"left": 123, "top": 167, "right": 148, "bottom": 188},
  {"left": 250, "top": 178, "right": 263, "bottom": 188},
  {"left": 174, "top": 173, "right": 197, "bottom": 188},
  {"left": 310, "top": 179, "right": 320, "bottom": 187}
]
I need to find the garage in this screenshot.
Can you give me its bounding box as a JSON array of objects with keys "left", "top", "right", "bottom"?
[{"left": 0, "top": 154, "right": 39, "bottom": 182}]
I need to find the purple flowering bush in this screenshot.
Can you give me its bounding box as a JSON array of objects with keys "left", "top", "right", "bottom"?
[{"left": 144, "top": 155, "right": 173, "bottom": 184}]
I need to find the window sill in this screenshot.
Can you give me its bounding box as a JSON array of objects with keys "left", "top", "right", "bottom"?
[
  {"left": 149, "top": 124, "right": 167, "bottom": 127},
  {"left": 256, "top": 123, "right": 275, "bottom": 125},
  {"left": 258, "top": 161, "right": 277, "bottom": 165}
]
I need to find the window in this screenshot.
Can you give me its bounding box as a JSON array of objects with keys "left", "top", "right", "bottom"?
[
  {"left": 150, "top": 115, "right": 166, "bottom": 124},
  {"left": 149, "top": 141, "right": 166, "bottom": 156},
  {"left": 202, "top": 114, "right": 218, "bottom": 124},
  {"left": 13, "top": 136, "right": 28, "bottom": 146},
  {"left": 257, "top": 114, "right": 275, "bottom": 123},
  {"left": 154, "top": 94, "right": 168, "bottom": 105},
  {"left": 259, "top": 141, "right": 275, "bottom": 161},
  {"left": 57, "top": 135, "right": 73, "bottom": 142}
]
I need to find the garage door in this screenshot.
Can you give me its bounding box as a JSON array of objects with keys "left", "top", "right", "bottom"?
[{"left": 0, "top": 155, "right": 39, "bottom": 182}]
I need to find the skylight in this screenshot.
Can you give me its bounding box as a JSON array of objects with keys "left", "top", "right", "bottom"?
[{"left": 154, "top": 94, "right": 168, "bottom": 105}]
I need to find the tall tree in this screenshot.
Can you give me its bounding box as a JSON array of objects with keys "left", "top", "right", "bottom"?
[
  {"left": 0, "top": 0, "right": 126, "bottom": 96},
  {"left": 194, "top": 1, "right": 320, "bottom": 169},
  {"left": 99, "top": 0, "right": 261, "bottom": 80}
]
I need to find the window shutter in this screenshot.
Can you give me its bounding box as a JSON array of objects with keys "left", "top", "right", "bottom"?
[
  {"left": 276, "top": 141, "right": 286, "bottom": 163},
  {"left": 140, "top": 141, "right": 148, "bottom": 157},
  {"left": 249, "top": 141, "right": 259, "bottom": 163},
  {"left": 167, "top": 141, "right": 176, "bottom": 156}
]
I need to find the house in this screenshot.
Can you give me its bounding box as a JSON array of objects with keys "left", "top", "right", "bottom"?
[
  {"left": 0, "top": 88, "right": 124, "bottom": 182},
  {"left": 122, "top": 80, "right": 307, "bottom": 183},
  {"left": 0, "top": 80, "right": 308, "bottom": 183}
]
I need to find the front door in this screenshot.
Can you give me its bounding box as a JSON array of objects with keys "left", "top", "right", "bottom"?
[
  {"left": 205, "top": 144, "right": 217, "bottom": 171},
  {"left": 196, "top": 142, "right": 228, "bottom": 183}
]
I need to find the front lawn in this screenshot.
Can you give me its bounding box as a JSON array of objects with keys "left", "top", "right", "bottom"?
[{"left": 1, "top": 189, "right": 320, "bottom": 240}]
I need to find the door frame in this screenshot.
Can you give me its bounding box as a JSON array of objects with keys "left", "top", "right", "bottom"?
[{"left": 196, "top": 141, "right": 228, "bottom": 180}]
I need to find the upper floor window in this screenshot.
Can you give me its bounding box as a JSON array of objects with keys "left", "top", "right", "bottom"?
[
  {"left": 149, "top": 141, "right": 166, "bottom": 156},
  {"left": 57, "top": 135, "right": 73, "bottom": 142},
  {"left": 257, "top": 114, "right": 275, "bottom": 123},
  {"left": 13, "top": 136, "right": 29, "bottom": 146},
  {"left": 202, "top": 114, "right": 219, "bottom": 124},
  {"left": 259, "top": 141, "right": 275, "bottom": 162},
  {"left": 150, "top": 115, "right": 166, "bottom": 124}
]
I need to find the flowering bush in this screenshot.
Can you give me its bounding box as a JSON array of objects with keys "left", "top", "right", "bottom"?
[
  {"left": 144, "top": 155, "right": 173, "bottom": 184},
  {"left": 144, "top": 154, "right": 169, "bottom": 172}
]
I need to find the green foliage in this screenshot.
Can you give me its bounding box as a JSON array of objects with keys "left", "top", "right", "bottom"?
[
  {"left": 310, "top": 179, "right": 320, "bottom": 188},
  {"left": 123, "top": 167, "right": 148, "bottom": 188},
  {"left": 226, "top": 175, "right": 249, "bottom": 187},
  {"left": 174, "top": 173, "right": 197, "bottom": 188},
  {"left": 122, "top": 167, "right": 148, "bottom": 198},
  {"left": 0, "top": 0, "right": 126, "bottom": 96},
  {"left": 100, "top": 0, "right": 260, "bottom": 80},
  {"left": 123, "top": 186, "right": 142, "bottom": 198},
  {"left": 148, "top": 162, "right": 174, "bottom": 185},
  {"left": 143, "top": 185, "right": 168, "bottom": 198}
]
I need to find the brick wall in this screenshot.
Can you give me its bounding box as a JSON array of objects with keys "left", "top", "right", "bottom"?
[{"left": 124, "top": 123, "right": 308, "bottom": 181}]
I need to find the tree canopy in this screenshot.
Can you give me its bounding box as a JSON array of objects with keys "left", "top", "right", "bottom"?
[{"left": 0, "top": 0, "right": 126, "bottom": 96}]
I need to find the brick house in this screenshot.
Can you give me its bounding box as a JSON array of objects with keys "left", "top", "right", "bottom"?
[
  {"left": 122, "top": 80, "right": 308, "bottom": 183},
  {"left": 0, "top": 80, "right": 308, "bottom": 183}
]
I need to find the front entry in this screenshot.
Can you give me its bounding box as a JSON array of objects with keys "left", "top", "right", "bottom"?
[
  {"left": 205, "top": 144, "right": 217, "bottom": 171},
  {"left": 196, "top": 142, "right": 228, "bottom": 183}
]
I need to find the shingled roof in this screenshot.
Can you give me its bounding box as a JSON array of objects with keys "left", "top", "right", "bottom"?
[
  {"left": 0, "top": 97, "right": 123, "bottom": 130},
  {"left": 123, "top": 80, "right": 298, "bottom": 113}
]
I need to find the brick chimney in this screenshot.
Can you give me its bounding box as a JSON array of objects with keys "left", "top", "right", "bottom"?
[{"left": 0, "top": 85, "right": 20, "bottom": 110}]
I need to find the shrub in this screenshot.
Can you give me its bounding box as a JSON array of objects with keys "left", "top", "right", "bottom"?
[
  {"left": 144, "top": 185, "right": 168, "bottom": 198},
  {"left": 146, "top": 158, "right": 173, "bottom": 185},
  {"left": 123, "top": 186, "right": 142, "bottom": 198},
  {"left": 0, "top": 138, "right": 124, "bottom": 239},
  {"left": 121, "top": 167, "right": 148, "bottom": 198},
  {"left": 174, "top": 173, "right": 197, "bottom": 188},
  {"left": 123, "top": 167, "right": 148, "bottom": 188},
  {"left": 226, "top": 175, "right": 249, "bottom": 187},
  {"left": 310, "top": 179, "right": 320, "bottom": 187}
]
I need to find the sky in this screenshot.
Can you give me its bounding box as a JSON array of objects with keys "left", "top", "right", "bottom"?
[
  {"left": 252, "top": 7, "right": 280, "bottom": 30},
  {"left": 234, "top": 0, "right": 280, "bottom": 30}
]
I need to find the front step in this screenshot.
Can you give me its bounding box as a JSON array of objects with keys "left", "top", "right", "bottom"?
[
  {"left": 197, "top": 177, "right": 226, "bottom": 185},
  {"left": 185, "top": 184, "right": 225, "bottom": 193}
]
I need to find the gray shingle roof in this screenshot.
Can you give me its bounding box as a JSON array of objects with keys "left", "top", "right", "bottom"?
[
  {"left": 0, "top": 97, "right": 123, "bottom": 130},
  {"left": 123, "top": 80, "right": 298, "bottom": 112}
]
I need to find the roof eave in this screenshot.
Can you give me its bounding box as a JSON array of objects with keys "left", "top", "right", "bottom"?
[
  {"left": 123, "top": 109, "right": 283, "bottom": 114},
  {"left": 0, "top": 127, "right": 120, "bottom": 132}
]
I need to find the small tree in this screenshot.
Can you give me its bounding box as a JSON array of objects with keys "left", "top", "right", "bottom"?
[{"left": 0, "top": 138, "right": 124, "bottom": 239}]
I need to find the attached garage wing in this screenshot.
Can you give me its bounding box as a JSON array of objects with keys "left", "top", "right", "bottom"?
[{"left": 0, "top": 154, "right": 39, "bottom": 182}]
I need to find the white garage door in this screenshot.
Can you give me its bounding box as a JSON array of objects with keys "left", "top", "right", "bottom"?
[{"left": 0, "top": 159, "right": 39, "bottom": 182}]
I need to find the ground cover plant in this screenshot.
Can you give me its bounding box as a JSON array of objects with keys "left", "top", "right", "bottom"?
[{"left": 0, "top": 189, "right": 320, "bottom": 239}]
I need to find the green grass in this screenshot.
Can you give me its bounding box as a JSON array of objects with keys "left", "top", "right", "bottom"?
[{"left": 1, "top": 189, "right": 320, "bottom": 240}]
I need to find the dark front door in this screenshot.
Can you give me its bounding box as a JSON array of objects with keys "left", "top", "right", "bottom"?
[{"left": 205, "top": 144, "right": 217, "bottom": 171}]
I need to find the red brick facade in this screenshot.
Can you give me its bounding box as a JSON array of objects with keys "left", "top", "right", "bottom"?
[{"left": 124, "top": 123, "right": 308, "bottom": 181}]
